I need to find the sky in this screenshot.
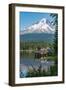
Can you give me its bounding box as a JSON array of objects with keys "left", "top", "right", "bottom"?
[{"left": 20, "top": 12, "right": 54, "bottom": 31}]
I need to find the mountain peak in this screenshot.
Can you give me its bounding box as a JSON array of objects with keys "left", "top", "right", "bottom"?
[
  {"left": 40, "top": 18, "right": 46, "bottom": 24},
  {"left": 20, "top": 18, "right": 55, "bottom": 35}
]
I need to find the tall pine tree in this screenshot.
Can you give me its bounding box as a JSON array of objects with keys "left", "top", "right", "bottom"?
[{"left": 50, "top": 14, "right": 58, "bottom": 54}]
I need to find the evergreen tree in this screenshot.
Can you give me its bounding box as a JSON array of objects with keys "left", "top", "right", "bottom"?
[{"left": 50, "top": 14, "right": 58, "bottom": 54}]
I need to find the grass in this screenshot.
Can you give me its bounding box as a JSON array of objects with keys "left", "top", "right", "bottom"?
[
  {"left": 43, "top": 55, "right": 57, "bottom": 61},
  {"left": 26, "top": 63, "right": 58, "bottom": 77}
]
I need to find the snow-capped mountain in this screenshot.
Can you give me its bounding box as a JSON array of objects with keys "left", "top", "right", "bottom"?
[{"left": 20, "top": 18, "right": 55, "bottom": 35}]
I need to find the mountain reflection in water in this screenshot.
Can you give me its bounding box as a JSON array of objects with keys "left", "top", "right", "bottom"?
[{"left": 20, "top": 52, "right": 56, "bottom": 78}]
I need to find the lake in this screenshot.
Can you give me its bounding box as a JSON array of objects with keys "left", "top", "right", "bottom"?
[{"left": 20, "top": 52, "right": 57, "bottom": 78}]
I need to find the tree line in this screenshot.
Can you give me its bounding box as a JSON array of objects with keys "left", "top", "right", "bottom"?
[{"left": 20, "top": 41, "right": 53, "bottom": 50}]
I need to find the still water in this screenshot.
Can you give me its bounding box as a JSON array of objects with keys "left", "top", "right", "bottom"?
[{"left": 20, "top": 52, "right": 56, "bottom": 78}]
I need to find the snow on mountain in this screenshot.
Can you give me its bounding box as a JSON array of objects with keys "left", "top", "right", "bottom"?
[{"left": 20, "top": 18, "right": 55, "bottom": 35}]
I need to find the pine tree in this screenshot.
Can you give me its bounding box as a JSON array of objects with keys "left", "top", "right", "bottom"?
[{"left": 50, "top": 14, "right": 58, "bottom": 54}]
